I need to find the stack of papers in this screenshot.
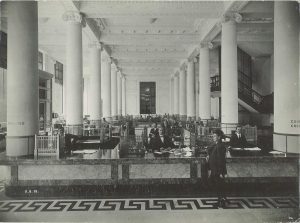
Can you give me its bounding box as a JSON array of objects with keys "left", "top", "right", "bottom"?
[
  {"left": 269, "top": 150, "right": 285, "bottom": 154},
  {"left": 184, "top": 151, "right": 192, "bottom": 157},
  {"left": 244, "top": 147, "right": 261, "bottom": 151},
  {"left": 78, "top": 140, "right": 101, "bottom": 144},
  {"left": 72, "top": 149, "right": 98, "bottom": 154},
  {"left": 183, "top": 147, "right": 192, "bottom": 152},
  {"left": 231, "top": 147, "right": 243, "bottom": 150}
]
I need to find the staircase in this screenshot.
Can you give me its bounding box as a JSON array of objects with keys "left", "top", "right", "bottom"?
[{"left": 210, "top": 73, "right": 273, "bottom": 114}]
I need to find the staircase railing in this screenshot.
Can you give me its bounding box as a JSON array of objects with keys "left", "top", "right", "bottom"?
[
  {"left": 238, "top": 70, "right": 252, "bottom": 88},
  {"left": 238, "top": 80, "right": 264, "bottom": 111},
  {"left": 210, "top": 74, "right": 266, "bottom": 112}
]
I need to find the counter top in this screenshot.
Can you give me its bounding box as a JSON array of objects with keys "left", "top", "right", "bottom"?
[{"left": 0, "top": 151, "right": 298, "bottom": 165}]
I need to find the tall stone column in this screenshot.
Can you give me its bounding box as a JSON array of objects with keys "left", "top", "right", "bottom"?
[
  {"left": 101, "top": 52, "right": 111, "bottom": 120},
  {"left": 273, "top": 2, "right": 300, "bottom": 153},
  {"left": 111, "top": 63, "right": 118, "bottom": 120},
  {"left": 179, "top": 65, "right": 187, "bottom": 120},
  {"left": 195, "top": 61, "right": 199, "bottom": 120},
  {"left": 199, "top": 43, "right": 212, "bottom": 120},
  {"left": 186, "top": 60, "right": 195, "bottom": 120},
  {"left": 170, "top": 77, "right": 174, "bottom": 115},
  {"left": 6, "top": 2, "right": 38, "bottom": 156},
  {"left": 88, "top": 42, "right": 102, "bottom": 120},
  {"left": 117, "top": 71, "right": 122, "bottom": 118},
  {"left": 63, "top": 11, "right": 85, "bottom": 133},
  {"left": 122, "top": 76, "right": 126, "bottom": 116},
  {"left": 173, "top": 73, "right": 179, "bottom": 116},
  {"left": 221, "top": 13, "right": 241, "bottom": 134}
]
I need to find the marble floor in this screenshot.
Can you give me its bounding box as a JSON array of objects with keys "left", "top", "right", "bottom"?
[{"left": 0, "top": 196, "right": 299, "bottom": 222}]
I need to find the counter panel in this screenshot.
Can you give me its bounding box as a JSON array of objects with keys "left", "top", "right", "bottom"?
[
  {"left": 18, "top": 164, "right": 111, "bottom": 180},
  {"left": 129, "top": 163, "right": 190, "bottom": 179},
  {"left": 227, "top": 161, "right": 298, "bottom": 178}
]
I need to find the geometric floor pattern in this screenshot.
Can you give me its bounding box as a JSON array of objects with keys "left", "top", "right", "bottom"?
[
  {"left": 0, "top": 197, "right": 298, "bottom": 212},
  {"left": 0, "top": 181, "right": 4, "bottom": 193}
]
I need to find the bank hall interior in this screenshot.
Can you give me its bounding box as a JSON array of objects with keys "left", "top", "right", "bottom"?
[{"left": 0, "top": 1, "right": 299, "bottom": 223}]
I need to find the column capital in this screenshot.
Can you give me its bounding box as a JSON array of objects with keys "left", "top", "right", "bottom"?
[
  {"left": 117, "top": 70, "right": 122, "bottom": 77},
  {"left": 101, "top": 54, "right": 111, "bottom": 63},
  {"left": 221, "top": 12, "right": 243, "bottom": 24},
  {"left": 111, "top": 63, "right": 118, "bottom": 71},
  {"left": 174, "top": 71, "right": 179, "bottom": 77},
  {"left": 62, "top": 11, "right": 86, "bottom": 27},
  {"left": 180, "top": 61, "right": 187, "bottom": 71},
  {"left": 188, "top": 56, "right": 198, "bottom": 63},
  {"left": 88, "top": 41, "right": 103, "bottom": 49},
  {"left": 200, "top": 41, "right": 214, "bottom": 49}
]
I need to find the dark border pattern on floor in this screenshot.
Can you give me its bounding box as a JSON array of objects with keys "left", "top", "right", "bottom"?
[{"left": 0, "top": 197, "right": 298, "bottom": 212}]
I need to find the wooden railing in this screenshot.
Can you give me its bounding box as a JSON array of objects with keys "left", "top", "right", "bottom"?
[{"left": 34, "top": 135, "right": 64, "bottom": 159}]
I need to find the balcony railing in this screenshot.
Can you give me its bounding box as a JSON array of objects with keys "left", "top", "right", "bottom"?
[{"left": 210, "top": 75, "right": 221, "bottom": 92}]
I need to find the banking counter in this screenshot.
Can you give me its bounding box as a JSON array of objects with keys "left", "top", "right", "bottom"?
[{"left": 0, "top": 145, "right": 298, "bottom": 198}]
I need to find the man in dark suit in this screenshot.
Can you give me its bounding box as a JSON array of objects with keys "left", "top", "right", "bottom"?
[
  {"left": 230, "top": 125, "right": 248, "bottom": 148},
  {"left": 207, "top": 129, "right": 227, "bottom": 207}
]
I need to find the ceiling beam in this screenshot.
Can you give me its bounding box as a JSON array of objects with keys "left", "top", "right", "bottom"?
[
  {"left": 100, "top": 33, "right": 200, "bottom": 46},
  {"left": 119, "top": 62, "right": 178, "bottom": 68},
  {"left": 112, "top": 51, "right": 187, "bottom": 60},
  {"left": 79, "top": 1, "right": 224, "bottom": 18},
  {"left": 213, "top": 33, "right": 274, "bottom": 42}
]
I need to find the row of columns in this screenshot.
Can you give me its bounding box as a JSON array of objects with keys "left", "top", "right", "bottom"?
[
  {"left": 64, "top": 16, "right": 126, "bottom": 122},
  {"left": 4, "top": 1, "right": 299, "bottom": 156},
  {"left": 169, "top": 1, "right": 299, "bottom": 153},
  {"left": 100, "top": 54, "right": 126, "bottom": 120},
  {"left": 5, "top": 2, "right": 127, "bottom": 156},
  {"left": 171, "top": 44, "right": 211, "bottom": 121}
]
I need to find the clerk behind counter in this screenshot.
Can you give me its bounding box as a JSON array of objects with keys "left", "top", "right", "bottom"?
[{"left": 230, "top": 125, "right": 248, "bottom": 148}]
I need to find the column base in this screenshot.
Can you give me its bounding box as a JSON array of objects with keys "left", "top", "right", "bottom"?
[
  {"left": 111, "top": 116, "right": 118, "bottom": 121},
  {"left": 65, "top": 124, "right": 83, "bottom": 136},
  {"left": 221, "top": 123, "right": 238, "bottom": 136},
  {"left": 180, "top": 115, "right": 187, "bottom": 121},
  {"left": 6, "top": 135, "right": 35, "bottom": 156},
  {"left": 187, "top": 116, "right": 196, "bottom": 122},
  {"left": 103, "top": 117, "right": 112, "bottom": 122},
  {"left": 273, "top": 133, "right": 300, "bottom": 153}
]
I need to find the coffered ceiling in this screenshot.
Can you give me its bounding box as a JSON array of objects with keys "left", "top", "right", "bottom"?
[{"left": 0, "top": 0, "right": 275, "bottom": 77}]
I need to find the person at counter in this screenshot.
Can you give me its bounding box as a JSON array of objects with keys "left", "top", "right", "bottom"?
[
  {"left": 149, "top": 123, "right": 159, "bottom": 139},
  {"left": 230, "top": 125, "right": 248, "bottom": 148},
  {"left": 147, "top": 127, "right": 175, "bottom": 152},
  {"left": 207, "top": 129, "right": 227, "bottom": 207}
]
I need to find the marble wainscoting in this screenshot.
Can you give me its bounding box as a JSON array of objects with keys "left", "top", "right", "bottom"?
[
  {"left": 129, "top": 164, "right": 190, "bottom": 179},
  {"left": 226, "top": 157, "right": 299, "bottom": 183}
]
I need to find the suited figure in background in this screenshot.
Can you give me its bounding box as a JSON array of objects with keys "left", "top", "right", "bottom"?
[{"left": 230, "top": 125, "right": 248, "bottom": 148}]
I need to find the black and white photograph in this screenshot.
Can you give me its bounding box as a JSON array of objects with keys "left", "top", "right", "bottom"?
[{"left": 0, "top": 0, "right": 299, "bottom": 222}]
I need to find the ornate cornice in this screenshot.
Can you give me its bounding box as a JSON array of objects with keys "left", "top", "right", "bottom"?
[{"left": 62, "top": 11, "right": 86, "bottom": 27}]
